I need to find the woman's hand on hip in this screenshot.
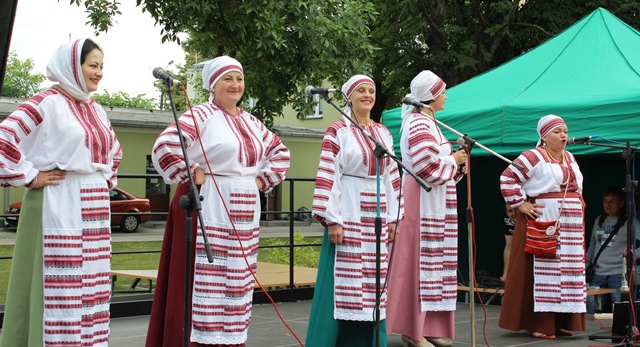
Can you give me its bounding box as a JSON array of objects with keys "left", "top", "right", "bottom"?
[
  {"left": 328, "top": 225, "right": 344, "bottom": 245},
  {"left": 517, "top": 202, "right": 545, "bottom": 219},
  {"left": 33, "top": 170, "right": 67, "bottom": 188}
]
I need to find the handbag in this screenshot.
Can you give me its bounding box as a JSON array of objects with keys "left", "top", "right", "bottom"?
[
  {"left": 525, "top": 218, "right": 559, "bottom": 256},
  {"left": 524, "top": 148, "right": 571, "bottom": 256}
]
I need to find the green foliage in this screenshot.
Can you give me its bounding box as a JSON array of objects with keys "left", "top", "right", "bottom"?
[
  {"left": 71, "top": 0, "right": 640, "bottom": 117},
  {"left": 93, "top": 89, "right": 157, "bottom": 109},
  {"left": 153, "top": 52, "right": 208, "bottom": 113},
  {"left": 258, "top": 233, "right": 321, "bottom": 268},
  {"left": 70, "top": 0, "right": 377, "bottom": 126},
  {"left": 70, "top": 0, "right": 122, "bottom": 35},
  {"left": 1, "top": 51, "right": 46, "bottom": 98}
]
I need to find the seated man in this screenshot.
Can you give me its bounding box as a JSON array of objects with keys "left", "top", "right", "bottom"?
[{"left": 586, "top": 186, "right": 639, "bottom": 314}]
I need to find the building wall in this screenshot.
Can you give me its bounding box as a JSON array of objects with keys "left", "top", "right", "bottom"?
[
  {"left": 276, "top": 136, "right": 322, "bottom": 218},
  {"left": 276, "top": 95, "right": 345, "bottom": 131},
  {"left": 0, "top": 97, "right": 324, "bottom": 221}
]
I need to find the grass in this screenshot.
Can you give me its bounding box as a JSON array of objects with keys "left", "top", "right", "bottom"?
[{"left": 0, "top": 233, "right": 323, "bottom": 303}]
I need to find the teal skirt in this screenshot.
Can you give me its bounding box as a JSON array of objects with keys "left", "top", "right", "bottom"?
[{"left": 305, "top": 228, "right": 387, "bottom": 347}]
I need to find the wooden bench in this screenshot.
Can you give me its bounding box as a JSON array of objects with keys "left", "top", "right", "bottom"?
[
  {"left": 457, "top": 285, "right": 617, "bottom": 305},
  {"left": 111, "top": 262, "right": 319, "bottom": 293}
]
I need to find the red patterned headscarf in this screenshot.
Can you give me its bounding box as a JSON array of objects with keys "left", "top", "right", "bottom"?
[
  {"left": 341, "top": 74, "right": 375, "bottom": 98},
  {"left": 46, "top": 38, "right": 94, "bottom": 101},
  {"left": 201, "top": 56, "right": 244, "bottom": 102},
  {"left": 537, "top": 114, "right": 567, "bottom": 146},
  {"left": 401, "top": 70, "right": 446, "bottom": 121}
]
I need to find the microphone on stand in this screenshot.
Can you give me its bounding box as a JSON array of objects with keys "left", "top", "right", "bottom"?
[
  {"left": 152, "top": 67, "right": 183, "bottom": 86},
  {"left": 304, "top": 86, "right": 339, "bottom": 97},
  {"left": 402, "top": 97, "right": 433, "bottom": 112},
  {"left": 456, "top": 137, "right": 469, "bottom": 174},
  {"left": 567, "top": 136, "right": 595, "bottom": 145},
  {"left": 621, "top": 252, "right": 629, "bottom": 295}
]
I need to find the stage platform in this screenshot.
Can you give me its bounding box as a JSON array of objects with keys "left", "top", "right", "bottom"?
[{"left": 106, "top": 301, "right": 625, "bottom": 347}]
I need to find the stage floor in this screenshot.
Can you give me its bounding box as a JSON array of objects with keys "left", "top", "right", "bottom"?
[{"left": 106, "top": 301, "right": 626, "bottom": 347}]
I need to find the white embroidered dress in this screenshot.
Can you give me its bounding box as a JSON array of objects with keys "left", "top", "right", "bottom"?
[
  {"left": 500, "top": 148, "right": 585, "bottom": 313},
  {"left": 0, "top": 88, "right": 122, "bottom": 347},
  {"left": 312, "top": 117, "right": 403, "bottom": 321},
  {"left": 152, "top": 101, "right": 290, "bottom": 344},
  {"left": 400, "top": 111, "right": 461, "bottom": 312}
]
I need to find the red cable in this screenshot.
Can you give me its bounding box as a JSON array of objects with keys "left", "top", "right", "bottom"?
[
  {"left": 463, "top": 147, "right": 492, "bottom": 346},
  {"left": 178, "top": 85, "right": 305, "bottom": 346}
]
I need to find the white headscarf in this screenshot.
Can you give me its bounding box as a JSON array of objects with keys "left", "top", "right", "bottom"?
[
  {"left": 340, "top": 74, "right": 375, "bottom": 116},
  {"left": 201, "top": 56, "right": 244, "bottom": 102},
  {"left": 536, "top": 114, "right": 567, "bottom": 147},
  {"left": 401, "top": 70, "right": 446, "bottom": 121},
  {"left": 46, "top": 38, "right": 94, "bottom": 101}
]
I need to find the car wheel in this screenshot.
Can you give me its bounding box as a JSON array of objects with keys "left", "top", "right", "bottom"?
[{"left": 120, "top": 214, "right": 140, "bottom": 233}]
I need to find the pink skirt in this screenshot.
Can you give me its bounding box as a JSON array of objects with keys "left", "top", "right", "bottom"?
[{"left": 386, "top": 176, "right": 455, "bottom": 341}]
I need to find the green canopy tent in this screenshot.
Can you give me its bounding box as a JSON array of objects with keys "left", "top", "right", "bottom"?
[
  {"left": 382, "top": 7, "right": 640, "bottom": 158},
  {"left": 381, "top": 8, "right": 640, "bottom": 285}
]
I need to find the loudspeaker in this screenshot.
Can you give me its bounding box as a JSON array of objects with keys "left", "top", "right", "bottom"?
[{"left": 612, "top": 301, "right": 640, "bottom": 337}]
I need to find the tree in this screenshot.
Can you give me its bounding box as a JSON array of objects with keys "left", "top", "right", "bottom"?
[
  {"left": 93, "top": 90, "right": 157, "bottom": 109},
  {"left": 72, "top": 0, "right": 640, "bottom": 120},
  {"left": 71, "top": 0, "right": 378, "bottom": 128},
  {"left": 1, "top": 51, "right": 46, "bottom": 98},
  {"left": 153, "top": 53, "right": 206, "bottom": 113}
]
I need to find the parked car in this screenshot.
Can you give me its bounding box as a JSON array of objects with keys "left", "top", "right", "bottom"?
[{"left": 4, "top": 187, "right": 152, "bottom": 233}]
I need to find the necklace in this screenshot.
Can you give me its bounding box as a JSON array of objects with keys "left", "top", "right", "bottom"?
[
  {"left": 352, "top": 113, "right": 373, "bottom": 126},
  {"left": 543, "top": 147, "right": 570, "bottom": 186}
]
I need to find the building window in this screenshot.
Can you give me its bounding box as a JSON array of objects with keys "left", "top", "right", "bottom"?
[{"left": 306, "top": 94, "right": 323, "bottom": 119}]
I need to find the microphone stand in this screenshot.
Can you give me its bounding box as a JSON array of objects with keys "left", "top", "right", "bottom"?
[
  {"left": 413, "top": 107, "right": 523, "bottom": 347},
  {"left": 163, "top": 81, "right": 215, "bottom": 347},
  {"left": 318, "top": 92, "right": 431, "bottom": 347},
  {"left": 581, "top": 140, "right": 639, "bottom": 346}
]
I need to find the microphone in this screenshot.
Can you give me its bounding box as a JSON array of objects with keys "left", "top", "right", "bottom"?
[
  {"left": 456, "top": 137, "right": 467, "bottom": 174},
  {"left": 152, "top": 67, "right": 183, "bottom": 86},
  {"left": 567, "top": 136, "right": 594, "bottom": 145},
  {"left": 621, "top": 253, "right": 629, "bottom": 295},
  {"left": 304, "top": 86, "right": 338, "bottom": 97},
  {"left": 402, "top": 97, "right": 425, "bottom": 109},
  {"left": 402, "top": 97, "right": 432, "bottom": 112}
]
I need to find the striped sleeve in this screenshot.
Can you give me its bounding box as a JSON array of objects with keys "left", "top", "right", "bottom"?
[
  {"left": 499, "top": 150, "right": 539, "bottom": 207},
  {"left": 381, "top": 127, "right": 403, "bottom": 223},
  {"left": 107, "top": 124, "right": 123, "bottom": 189},
  {"left": 407, "top": 116, "right": 457, "bottom": 186},
  {"left": 0, "top": 94, "right": 47, "bottom": 187},
  {"left": 151, "top": 109, "right": 201, "bottom": 185},
  {"left": 250, "top": 115, "right": 290, "bottom": 193},
  {"left": 312, "top": 122, "right": 343, "bottom": 228},
  {"left": 384, "top": 160, "right": 404, "bottom": 224}
]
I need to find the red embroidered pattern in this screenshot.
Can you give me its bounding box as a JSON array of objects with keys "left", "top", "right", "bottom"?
[
  {"left": 539, "top": 118, "right": 566, "bottom": 138},
  {"left": 71, "top": 39, "right": 83, "bottom": 89},
  {"left": 429, "top": 77, "right": 446, "bottom": 97},
  {"left": 345, "top": 77, "right": 374, "bottom": 97},
  {"left": 64, "top": 95, "right": 112, "bottom": 165},
  {"left": 208, "top": 64, "right": 243, "bottom": 88}
]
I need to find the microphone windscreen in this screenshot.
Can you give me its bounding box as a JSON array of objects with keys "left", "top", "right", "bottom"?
[{"left": 152, "top": 67, "right": 163, "bottom": 79}]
